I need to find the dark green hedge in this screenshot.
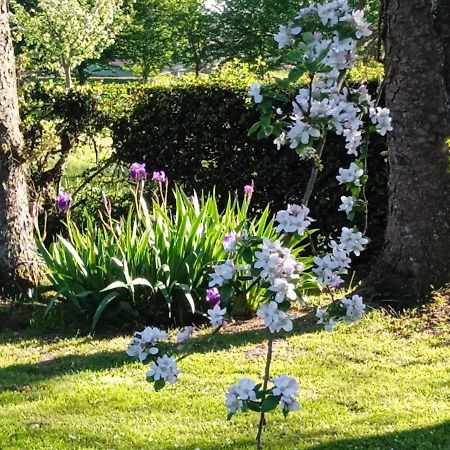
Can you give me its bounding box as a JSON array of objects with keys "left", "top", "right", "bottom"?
[{"left": 112, "top": 80, "right": 388, "bottom": 261}]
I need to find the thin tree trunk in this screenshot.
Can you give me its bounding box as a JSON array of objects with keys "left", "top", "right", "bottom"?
[
  {"left": 378, "top": 0, "right": 450, "bottom": 303},
  {"left": 61, "top": 59, "right": 73, "bottom": 89},
  {"left": 0, "top": 0, "right": 43, "bottom": 294}
]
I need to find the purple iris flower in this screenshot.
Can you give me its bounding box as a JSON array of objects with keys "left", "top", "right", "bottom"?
[
  {"left": 129, "top": 163, "right": 147, "bottom": 182},
  {"left": 206, "top": 287, "right": 221, "bottom": 306},
  {"left": 152, "top": 170, "right": 168, "bottom": 184},
  {"left": 56, "top": 191, "right": 72, "bottom": 212}
]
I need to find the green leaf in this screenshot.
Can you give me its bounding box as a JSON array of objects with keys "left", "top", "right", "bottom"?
[
  {"left": 44, "top": 288, "right": 67, "bottom": 316},
  {"left": 247, "top": 400, "right": 261, "bottom": 412},
  {"left": 100, "top": 280, "right": 128, "bottom": 292},
  {"left": 261, "top": 395, "right": 280, "bottom": 413},
  {"left": 154, "top": 379, "right": 166, "bottom": 391},
  {"left": 91, "top": 292, "right": 119, "bottom": 332},
  {"left": 131, "top": 278, "right": 152, "bottom": 287},
  {"left": 248, "top": 121, "right": 261, "bottom": 136}
]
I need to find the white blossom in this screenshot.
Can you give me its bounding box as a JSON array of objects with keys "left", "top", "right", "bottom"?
[
  {"left": 315, "top": 306, "right": 328, "bottom": 324},
  {"left": 257, "top": 301, "right": 293, "bottom": 333},
  {"left": 324, "top": 318, "right": 337, "bottom": 332},
  {"left": 343, "top": 10, "right": 372, "bottom": 39},
  {"left": 370, "top": 107, "right": 393, "bottom": 136},
  {"left": 248, "top": 83, "right": 263, "bottom": 104},
  {"left": 338, "top": 196, "right": 354, "bottom": 214},
  {"left": 336, "top": 162, "right": 364, "bottom": 186},
  {"left": 126, "top": 327, "right": 168, "bottom": 361},
  {"left": 209, "top": 260, "right": 235, "bottom": 287},
  {"left": 147, "top": 354, "right": 180, "bottom": 384},
  {"left": 339, "top": 227, "right": 369, "bottom": 256},
  {"left": 269, "top": 278, "right": 297, "bottom": 303},
  {"left": 274, "top": 24, "right": 301, "bottom": 49},
  {"left": 288, "top": 119, "right": 321, "bottom": 147},
  {"left": 207, "top": 304, "right": 227, "bottom": 326},
  {"left": 341, "top": 294, "right": 366, "bottom": 322},
  {"left": 275, "top": 204, "right": 314, "bottom": 236}
]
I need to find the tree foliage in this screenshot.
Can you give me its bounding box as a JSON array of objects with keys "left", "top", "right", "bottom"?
[{"left": 12, "top": 0, "right": 124, "bottom": 88}]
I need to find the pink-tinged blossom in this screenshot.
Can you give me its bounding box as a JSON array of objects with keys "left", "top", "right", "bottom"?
[
  {"left": 244, "top": 184, "right": 254, "bottom": 195},
  {"left": 206, "top": 287, "right": 221, "bottom": 306},
  {"left": 152, "top": 170, "right": 168, "bottom": 183},
  {"left": 176, "top": 326, "right": 194, "bottom": 344},
  {"left": 129, "top": 163, "right": 147, "bottom": 182},
  {"left": 56, "top": 191, "right": 72, "bottom": 212},
  {"left": 223, "top": 232, "right": 237, "bottom": 252}
]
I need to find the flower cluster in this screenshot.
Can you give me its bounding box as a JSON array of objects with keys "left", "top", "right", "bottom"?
[
  {"left": 275, "top": 204, "right": 314, "bottom": 235},
  {"left": 147, "top": 354, "right": 179, "bottom": 385},
  {"left": 209, "top": 260, "right": 235, "bottom": 287},
  {"left": 316, "top": 294, "right": 366, "bottom": 332},
  {"left": 126, "top": 326, "right": 168, "bottom": 361},
  {"left": 225, "top": 375, "right": 300, "bottom": 418},
  {"left": 152, "top": 170, "right": 168, "bottom": 184},
  {"left": 128, "top": 163, "right": 168, "bottom": 185},
  {"left": 272, "top": 375, "right": 300, "bottom": 414},
  {"left": 313, "top": 227, "right": 368, "bottom": 288},
  {"left": 126, "top": 325, "right": 194, "bottom": 389}
]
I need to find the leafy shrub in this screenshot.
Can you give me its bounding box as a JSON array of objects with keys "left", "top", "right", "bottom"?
[{"left": 38, "top": 185, "right": 280, "bottom": 331}]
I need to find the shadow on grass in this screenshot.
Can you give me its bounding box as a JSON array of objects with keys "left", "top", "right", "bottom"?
[
  {"left": 0, "top": 350, "right": 131, "bottom": 392},
  {"left": 0, "top": 313, "right": 320, "bottom": 391},
  {"left": 8, "top": 420, "right": 449, "bottom": 450},
  {"left": 192, "top": 420, "right": 450, "bottom": 450}
]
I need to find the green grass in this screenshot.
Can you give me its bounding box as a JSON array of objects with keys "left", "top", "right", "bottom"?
[{"left": 0, "top": 310, "right": 449, "bottom": 450}]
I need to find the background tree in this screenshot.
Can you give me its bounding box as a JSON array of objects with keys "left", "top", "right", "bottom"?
[
  {"left": 12, "top": 0, "right": 124, "bottom": 88},
  {"left": 217, "top": 0, "right": 306, "bottom": 68},
  {"left": 170, "top": 0, "right": 220, "bottom": 76},
  {"left": 0, "top": 0, "right": 42, "bottom": 294},
  {"left": 377, "top": 0, "right": 450, "bottom": 302},
  {"left": 114, "top": 0, "right": 174, "bottom": 81}
]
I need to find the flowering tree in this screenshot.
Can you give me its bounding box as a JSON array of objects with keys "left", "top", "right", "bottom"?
[
  {"left": 12, "top": 0, "right": 124, "bottom": 88},
  {"left": 124, "top": 2, "right": 391, "bottom": 448}
]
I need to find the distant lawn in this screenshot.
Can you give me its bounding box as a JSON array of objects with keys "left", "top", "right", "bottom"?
[{"left": 0, "top": 310, "right": 449, "bottom": 450}]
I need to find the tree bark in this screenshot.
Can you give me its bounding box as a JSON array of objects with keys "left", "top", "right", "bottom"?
[
  {"left": 61, "top": 58, "right": 73, "bottom": 89},
  {"left": 434, "top": 0, "right": 450, "bottom": 122},
  {"left": 0, "top": 0, "right": 43, "bottom": 295},
  {"left": 377, "top": 0, "right": 450, "bottom": 303}
]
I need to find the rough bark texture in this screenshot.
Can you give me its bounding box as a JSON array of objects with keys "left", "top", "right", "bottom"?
[
  {"left": 378, "top": 0, "right": 450, "bottom": 303},
  {"left": 0, "top": 0, "right": 42, "bottom": 294},
  {"left": 435, "top": 0, "right": 450, "bottom": 122}
]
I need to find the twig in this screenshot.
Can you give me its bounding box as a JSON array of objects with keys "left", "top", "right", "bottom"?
[{"left": 256, "top": 334, "right": 274, "bottom": 450}]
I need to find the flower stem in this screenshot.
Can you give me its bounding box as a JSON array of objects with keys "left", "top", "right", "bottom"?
[{"left": 256, "top": 333, "right": 274, "bottom": 450}]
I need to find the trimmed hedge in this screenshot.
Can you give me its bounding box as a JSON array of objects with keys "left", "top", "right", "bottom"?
[{"left": 112, "top": 79, "right": 388, "bottom": 261}]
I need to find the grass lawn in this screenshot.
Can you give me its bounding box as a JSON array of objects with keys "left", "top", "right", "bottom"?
[{"left": 0, "top": 308, "right": 449, "bottom": 450}]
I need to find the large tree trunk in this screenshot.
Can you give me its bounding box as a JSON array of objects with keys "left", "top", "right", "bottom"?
[
  {"left": 434, "top": 0, "right": 450, "bottom": 122},
  {"left": 0, "top": 0, "right": 42, "bottom": 295},
  {"left": 378, "top": 0, "right": 450, "bottom": 303}
]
